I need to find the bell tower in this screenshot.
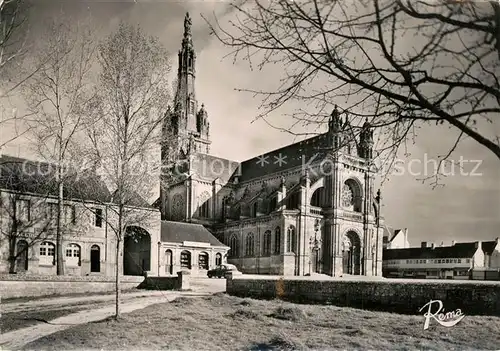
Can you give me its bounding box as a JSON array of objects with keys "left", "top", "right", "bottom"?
[{"left": 167, "top": 12, "right": 211, "bottom": 156}]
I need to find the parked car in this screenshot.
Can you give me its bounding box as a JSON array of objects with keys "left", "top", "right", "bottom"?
[{"left": 207, "top": 264, "right": 239, "bottom": 278}]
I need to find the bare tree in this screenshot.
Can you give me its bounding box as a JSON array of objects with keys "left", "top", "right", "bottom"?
[
  {"left": 85, "top": 22, "right": 172, "bottom": 319},
  {"left": 0, "top": 157, "right": 54, "bottom": 273},
  {"left": 206, "top": 0, "right": 500, "bottom": 176},
  {"left": 0, "top": 0, "right": 32, "bottom": 150},
  {"left": 21, "top": 17, "right": 96, "bottom": 275},
  {"left": 0, "top": 0, "right": 28, "bottom": 76},
  {"left": 0, "top": 157, "right": 95, "bottom": 274}
]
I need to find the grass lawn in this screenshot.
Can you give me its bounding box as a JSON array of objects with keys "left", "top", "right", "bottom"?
[{"left": 23, "top": 293, "right": 500, "bottom": 350}]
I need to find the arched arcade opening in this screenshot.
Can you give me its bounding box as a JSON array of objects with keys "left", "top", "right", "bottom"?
[
  {"left": 342, "top": 231, "right": 361, "bottom": 275},
  {"left": 123, "top": 226, "right": 151, "bottom": 276}
]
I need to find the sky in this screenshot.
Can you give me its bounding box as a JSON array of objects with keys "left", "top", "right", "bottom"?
[{"left": 1, "top": 0, "right": 499, "bottom": 247}]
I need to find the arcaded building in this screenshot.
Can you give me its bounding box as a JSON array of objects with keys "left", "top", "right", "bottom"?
[{"left": 159, "top": 13, "right": 386, "bottom": 277}]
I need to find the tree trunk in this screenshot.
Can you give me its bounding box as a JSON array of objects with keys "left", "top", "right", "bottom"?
[
  {"left": 56, "top": 177, "right": 64, "bottom": 275},
  {"left": 115, "top": 203, "right": 124, "bottom": 319},
  {"left": 115, "top": 236, "right": 121, "bottom": 319}
]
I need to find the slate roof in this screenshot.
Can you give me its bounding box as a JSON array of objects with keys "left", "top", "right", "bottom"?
[
  {"left": 383, "top": 240, "right": 498, "bottom": 260},
  {"left": 190, "top": 153, "right": 240, "bottom": 183},
  {"left": 111, "top": 189, "right": 153, "bottom": 209},
  {"left": 161, "top": 221, "right": 227, "bottom": 247},
  {"left": 236, "top": 134, "right": 331, "bottom": 182},
  {"left": 0, "top": 155, "right": 111, "bottom": 203}
]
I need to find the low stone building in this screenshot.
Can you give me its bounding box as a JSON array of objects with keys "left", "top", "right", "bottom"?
[
  {"left": 159, "top": 221, "right": 228, "bottom": 276},
  {"left": 383, "top": 239, "right": 500, "bottom": 279},
  {"left": 0, "top": 155, "right": 160, "bottom": 277}
]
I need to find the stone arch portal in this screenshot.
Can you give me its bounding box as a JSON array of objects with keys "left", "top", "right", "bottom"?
[
  {"left": 342, "top": 231, "right": 361, "bottom": 275},
  {"left": 124, "top": 226, "right": 151, "bottom": 276}
]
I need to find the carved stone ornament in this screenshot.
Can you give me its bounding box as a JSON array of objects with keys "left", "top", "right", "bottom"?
[
  {"left": 342, "top": 236, "right": 352, "bottom": 251},
  {"left": 342, "top": 184, "right": 354, "bottom": 207}
]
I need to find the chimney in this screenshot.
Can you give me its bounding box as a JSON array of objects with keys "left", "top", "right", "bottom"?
[
  {"left": 421, "top": 242, "right": 427, "bottom": 248},
  {"left": 451, "top": 240, "right": 456, "bottom": 246},
  {"left": 431, "top": 243, "right": 435, "bottom": 249}
]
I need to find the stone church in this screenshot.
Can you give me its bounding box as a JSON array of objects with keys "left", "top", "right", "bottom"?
[{"left": 159, "top": 13, "right": 386, "bottom": 277}]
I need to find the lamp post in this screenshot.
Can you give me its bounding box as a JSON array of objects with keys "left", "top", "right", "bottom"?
[{"left": 309, "top": 219, "right": 322, "bottom": 274}]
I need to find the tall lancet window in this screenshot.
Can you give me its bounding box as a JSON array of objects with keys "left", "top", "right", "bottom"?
[{"left": 189, "top": 100, "right": 195, "bottom": 114}]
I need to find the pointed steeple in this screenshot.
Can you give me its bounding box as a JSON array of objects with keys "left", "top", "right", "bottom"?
[
  {"left": 359, "top": 117, "right": 374, "bottom": 159},
  {"left": 166, "top": 13, "right": 211, "bottom": 156},
  {"left": 328, "top": 105, "right": 343, "bottom": 133},
  {"left": 328, "top": 105, "right": 343, "bottom": 150}
]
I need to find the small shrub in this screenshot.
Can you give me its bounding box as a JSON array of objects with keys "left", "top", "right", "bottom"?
[
  {"left": 269, "top": 306, "right": 308, "bottom": 322},
  {"left": 275, "top": 277, "right": 286, "bottom": 299},
  {"left": 238, "top": 299, "right": 253, "bottom": 306},
  {"left": 230, "top": 308, "right": 262, "bottom": 320},
  {"left": 267, "top": 333, "right": 305, "bottom": 350},
  {"left": 170, "top": 297, "right": 194, "bottom": 306}
]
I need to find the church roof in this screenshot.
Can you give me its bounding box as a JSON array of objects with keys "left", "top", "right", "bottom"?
[
  {"left": 383, "top": 240, "right": 497, "bottom": 260},
  {"left": 0, "top": 155, "right": 111, "bottom": 203},
  {"left": 161, "top": 220, "right": 227, "bottom": 247},
  {"left": 236, "top": 133, "right": 331, "bottom": 182},
  {"left": 190, "top": 152, "right": 240, "bottom": 183}
]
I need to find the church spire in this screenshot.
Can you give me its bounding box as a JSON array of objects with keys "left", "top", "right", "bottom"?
[
  {"left": 182, "top": 12, "right": 193, "bottom": 47},
  {"left": 174, "top": 12, "right": 197, "bottom": 135},
  {"left": 168, "top": 12, "right": 211, "bottom": 155}
]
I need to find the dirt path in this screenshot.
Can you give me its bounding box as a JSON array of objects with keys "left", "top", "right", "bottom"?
[
  {"left": 2, "top": 290, "right": 172, "bottom": 314},
  {"left": 3, "top": 277, "right": 225, "bottom": 314},
  {"left": 0, "top": 291, "right": 211, "bottom": 350}
]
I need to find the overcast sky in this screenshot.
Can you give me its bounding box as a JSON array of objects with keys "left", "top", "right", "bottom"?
[{"left": 1, "top": 0, "right": 499, "bottom": 246}]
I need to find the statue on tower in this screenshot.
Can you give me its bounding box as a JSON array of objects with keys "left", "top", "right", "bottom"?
[{"left": 184, "top": 13, "right": 192, "bottom": 36}]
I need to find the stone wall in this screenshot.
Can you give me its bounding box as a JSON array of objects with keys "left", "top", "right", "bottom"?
[
  {"left": 226, "top": 274, "right": 500, "bottom": 316},
  {"left": 138, "top": 271, "right": 190, "bottom": 291},
  {"left": 0, "top": 274, "right": 144, "bottom": 299}
]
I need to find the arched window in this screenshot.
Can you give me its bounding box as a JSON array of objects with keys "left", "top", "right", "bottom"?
[
  {"left": 198, "top": 191, "right": 211, "bottom": 218},
  {"left": 286, "top": 226, "right": 297, "bottom": 253},
  {"left": 310, "top": 187, "right": 325, "bottom": 207},
  {"left": 215, "top": 252, "right": 222, "bottom": 266},
  {"left": 263, "top": 230, "right": 271, "bottom": 256},
  {"left": 171, "top": 194, "right": 184, "bottom": 221},
  {"left": 199, "top": 252, "right": 209, "bottom": 270},
  {"left": 269, "top": 197, "right": 277, "bottom": 212},
  {"left": 342, "top": 179, "right": 362, "bottom": 212},
  {"left": 245, "top": 233, "right": 255, "bottom": 257},
  {"left": 65, "top": 243, "right": 81, "bottom": 267},
  {"left": 253, "top": 202, "right": 258, "bottom": 217},
  {"left": 229, "top": 235, "right": 239, "bottom": 258},
  {"left": 221, "top": 197, "right": 228, "bottom": 220},
  {"left": 16, "top": 240, "right": 28, "bottom": 272},
  {"left": 286, "top": 191, "right": 300, "bottom": 210},
  {"left": 180, "top": 250, "right": 192, "bottom": 269},
  {"left": 39, "top": 241, "right": 55, "bottom": 266},
  {"left": 274, "top": 227, "right": 281, "bottom": 254}
]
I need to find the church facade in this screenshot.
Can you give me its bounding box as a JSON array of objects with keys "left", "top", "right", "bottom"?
[{"left": 159, "top": 13, "right": 386, "bottom": 277}]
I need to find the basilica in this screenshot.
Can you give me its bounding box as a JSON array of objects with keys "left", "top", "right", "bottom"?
[{"left": 159, "top": 13, "right": 386, "bottom": 277}]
